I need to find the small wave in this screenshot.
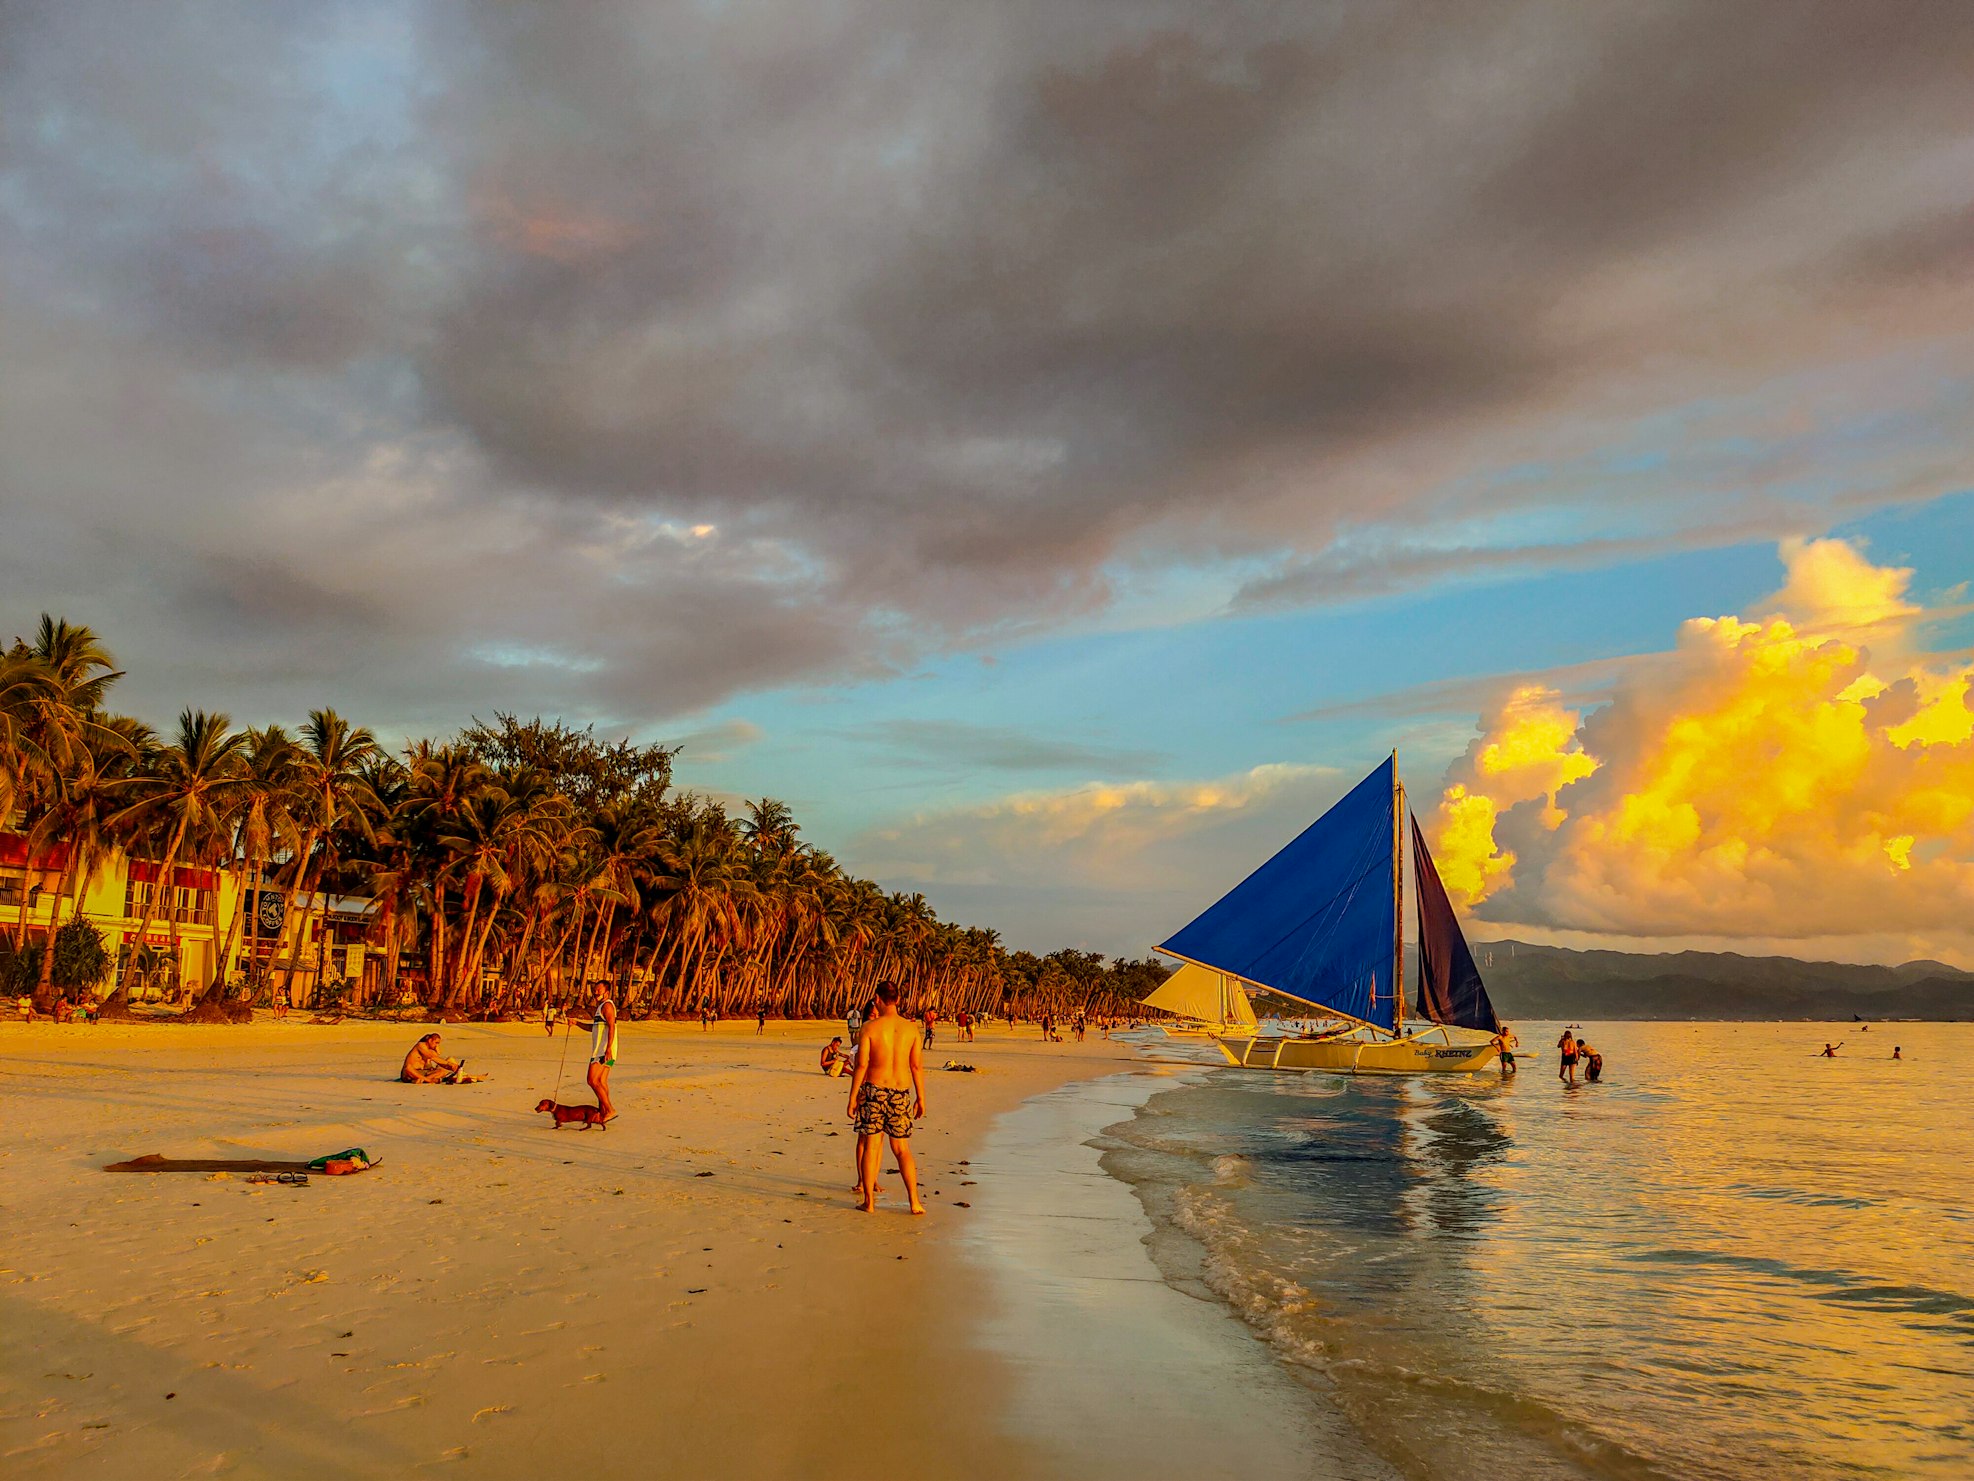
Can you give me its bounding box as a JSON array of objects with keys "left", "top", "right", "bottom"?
[
  {"left": 1813, "top": 1282, "right": 1974, "bottom": 1319},
  {"left": 1208, "top": 1153, "right": 1250, "bottom": 1186},
  {"left": 1727, "top": 1182, "right": 1881, "bottom": 1210}
]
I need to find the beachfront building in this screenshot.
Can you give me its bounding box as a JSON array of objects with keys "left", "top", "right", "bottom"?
[{"left": 1, "top": 828, "right": 383, "bottom": 1007}]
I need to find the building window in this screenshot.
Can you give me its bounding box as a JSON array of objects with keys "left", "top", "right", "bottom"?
[{"left": 122, "top": 879, "right": 216, "bottom": 927}]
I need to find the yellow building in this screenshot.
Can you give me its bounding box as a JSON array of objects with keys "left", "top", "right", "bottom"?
[{"left": 1, "top": 831, "right": 379, "bottom": 1006}]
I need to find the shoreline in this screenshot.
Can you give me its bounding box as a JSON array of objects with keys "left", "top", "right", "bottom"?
[
  {"left": 958, "top": 1066, "right": 1398, "bottom": 1480},
  {"left": 0, "top": 1018, "right": 1307, "bottom": 1479}
]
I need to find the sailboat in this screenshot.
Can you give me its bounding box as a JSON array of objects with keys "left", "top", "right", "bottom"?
[
  {"left": 1156, "top": 753, "right": 1502, "bottom": 1074},
  {"left": 1140, "top": 961, "right": 1261, "bottom": 1037}
]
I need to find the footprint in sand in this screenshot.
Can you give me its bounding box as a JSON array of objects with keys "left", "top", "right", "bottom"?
[{"left": 358, "top": 1393, "right": 429, "bottom": 1416}]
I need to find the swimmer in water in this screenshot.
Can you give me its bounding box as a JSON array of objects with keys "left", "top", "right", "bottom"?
[{"left": 1820, "top": 1041, "right": 1842, "bottom": 1058}]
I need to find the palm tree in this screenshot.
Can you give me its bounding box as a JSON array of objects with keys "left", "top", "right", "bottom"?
[
  {"left": 195, "top": 725, "right": 303, "bottom": 1006},
  {"left": 273, "top": 710, "right": 379, "bottom": 1008},
  {"left": 399, "top": 743, "right": 493, "bottom": 1006},
  {"left": 103, "top": 710, "right": 248, "bottom": 1009},
  {"left": 29, "top": 715, "right": 148, "bottom": 1005}
]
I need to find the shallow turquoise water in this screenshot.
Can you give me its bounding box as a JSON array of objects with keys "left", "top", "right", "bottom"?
[{"left": 1104, "top": 1021, "right": 1973, "bottom": 1480}]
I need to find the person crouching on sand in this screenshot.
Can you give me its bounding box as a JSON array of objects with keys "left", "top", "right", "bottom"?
[
  {"left": 821, "top": 1035, "right": 849, "bottom": 1077},
  {"left": 583, "top": 981, "right": 618, "bottom": 1122},
  {"left": 846, "top": 981, "right": 926, "bottom": 1215},
  {"left": 401, "top": 1032, "right": 463, "bottom": 1084}
]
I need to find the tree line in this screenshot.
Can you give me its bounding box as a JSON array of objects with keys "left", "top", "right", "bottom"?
[{"left": 1, "top": 615, "right": 1169, "bottom": 1020}]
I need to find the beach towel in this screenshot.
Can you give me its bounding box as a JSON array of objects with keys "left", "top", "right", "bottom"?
[{"left": 105, "top": 1149, "right": 380, "bottom": 1175}]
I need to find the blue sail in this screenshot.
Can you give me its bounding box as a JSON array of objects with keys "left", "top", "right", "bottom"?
[
  {"left": 1158, "top": 757, "right": 1397, "bottom": 1031},
  {"left": 1411, "top": 816, "right": 1500, "bottom": 1032}
]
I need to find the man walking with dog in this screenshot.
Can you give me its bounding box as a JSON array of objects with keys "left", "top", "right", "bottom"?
[
  {"left": 583, "top": 980, "right": 618, "bottom": 1123},
  {"left": 845, "top": 981, "right": 926, "bottom": 1214}
]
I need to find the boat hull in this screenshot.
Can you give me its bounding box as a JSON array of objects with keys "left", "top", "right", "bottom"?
[{"left": 1217, "top": 1033, "right": 1498, "bottom": 1074}]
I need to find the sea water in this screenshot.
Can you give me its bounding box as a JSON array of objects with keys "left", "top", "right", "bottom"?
[{"left": 1101, "top": 1021, "right": 1974, "bottom": 1480}]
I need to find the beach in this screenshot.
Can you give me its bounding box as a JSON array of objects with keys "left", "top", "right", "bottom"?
[{"left": 0, "top": 1018, "right": 1383, "bottom": 1480}]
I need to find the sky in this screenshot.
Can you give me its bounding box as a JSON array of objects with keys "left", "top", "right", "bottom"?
[{"left": 4, "top": 2, "right": 1972, "bottom": 966}]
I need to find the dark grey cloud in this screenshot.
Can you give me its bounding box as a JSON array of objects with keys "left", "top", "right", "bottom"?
[{"left": 3, "top": 0, "right": 1973, "bottom": 736}]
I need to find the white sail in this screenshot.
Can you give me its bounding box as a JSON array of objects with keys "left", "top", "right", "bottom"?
[{"left": 1143, "top": 963, "right": 1258, "bottom": 1028}]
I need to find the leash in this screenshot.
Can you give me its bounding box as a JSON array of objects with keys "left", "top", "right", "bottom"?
[{"left": 550, "top": 1007, "right": 575, "bottom": 1103}]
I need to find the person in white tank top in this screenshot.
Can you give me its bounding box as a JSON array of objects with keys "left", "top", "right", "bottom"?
[{"left": 584, "top": 982, "right": 619, "bottom": 1122}]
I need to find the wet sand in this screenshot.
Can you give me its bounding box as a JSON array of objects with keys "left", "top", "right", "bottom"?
[{"left": 0, "top": 1018, "right": 1370, "bottom": 1479}]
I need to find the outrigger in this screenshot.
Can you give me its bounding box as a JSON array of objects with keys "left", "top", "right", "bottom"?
[{"left": 1153, "top": 753, "right": 1501, "bottom": 1074}]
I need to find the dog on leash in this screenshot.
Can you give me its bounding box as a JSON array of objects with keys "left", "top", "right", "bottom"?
[{"left": 535, "top": 1098, "right": 607, "bottom": 1130}]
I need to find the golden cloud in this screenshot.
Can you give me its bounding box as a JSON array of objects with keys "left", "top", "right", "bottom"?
[
  {"left": 855, "top": 763, "right": 1344, "bottom": 898},
  {"left": 1431, "top": 539, "right": 1974, "bottom": 963}
]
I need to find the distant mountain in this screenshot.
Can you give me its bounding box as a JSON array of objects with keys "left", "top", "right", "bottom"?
[{"left": 1468, "top": 940, "right": 1974, "bottom": 1022}]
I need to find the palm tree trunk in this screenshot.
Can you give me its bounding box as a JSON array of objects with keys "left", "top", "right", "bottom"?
[
  {"left": 200, "top": 858, "right": 251, "bottom": 1003},
  {"left": 243, "top": 856, "right": 264, "bottom": 998},
  {"left": 448, "top": 878, "right": 484, "bottom": 1008},
  {"left": 429, "top": 881, "right": 448, "bottom": 1009},
  {"left": 109, "top": 813, "right": 192, "bottom": 1009},
  {"left": 272, "top": 830, "right": 319, "bottom": 1005},
  {"left": 33, "top": 846, "right": 81, "bottom": 1007},
  {"left": 13, "top": 853, "right": 34, "bottom": 951},
  {"left": 462, "top": 895, "right": 502, "bottom": 1007},
  {"left": 383, "top": 897, "right": 401, "bottom": 1005},
  {"left": 542, "top": 905, "right": 583, "bottom": 1004},
  {"left": 509, "top": 903, "right": 541, "bottom": 1002},
  {"left": 308, "top": 886, "right": 333, "bottom": 1010}
]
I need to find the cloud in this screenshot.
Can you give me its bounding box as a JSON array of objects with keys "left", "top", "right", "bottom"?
[
  {"left": 672, "top": 719, "right": 765, "bottom": 767},
  {"left": 4, "top": 3, "right": 1974, "bottom": 733},
  {"left": 851, "top": 762, "right": 1344, "bottom": 952},
  {"left": 1429, "top": 539, "right": 1974, "bottom": 964},
  {"left": 839, "top": 719, "right": 1162, "bottom": 776}
]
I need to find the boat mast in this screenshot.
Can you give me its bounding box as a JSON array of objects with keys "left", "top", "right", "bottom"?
[{"left": 1392, "top": 750, "right": 1405, "bottom": 1041}]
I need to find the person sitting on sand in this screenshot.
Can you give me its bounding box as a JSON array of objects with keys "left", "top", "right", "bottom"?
[
  {"left": 846, "top": 980, "right": 926, "bottom": 1215},
  {"left": 821, "top": 1035, "right": 849, "bottom": 1077},
  {"left": 400, "top": 1032, "right": 465, "bottom": 1084}
]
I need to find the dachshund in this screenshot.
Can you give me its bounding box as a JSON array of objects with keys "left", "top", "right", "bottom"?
[{"left": 535, "top": 1098, "right": 608, "bottom": 1130}]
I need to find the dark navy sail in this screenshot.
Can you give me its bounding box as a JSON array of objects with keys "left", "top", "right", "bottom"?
[
  {"left": 1411, "top": 816, "right": 1499, "bottom": 1033},
  {"left": 1159, "top": 757, "right": 1397, "bottom": 1031}
]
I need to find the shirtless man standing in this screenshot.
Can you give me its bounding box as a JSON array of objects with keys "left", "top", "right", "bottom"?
[{"left": 845, "top": 981, "right": 926, "bottom": 1215}]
